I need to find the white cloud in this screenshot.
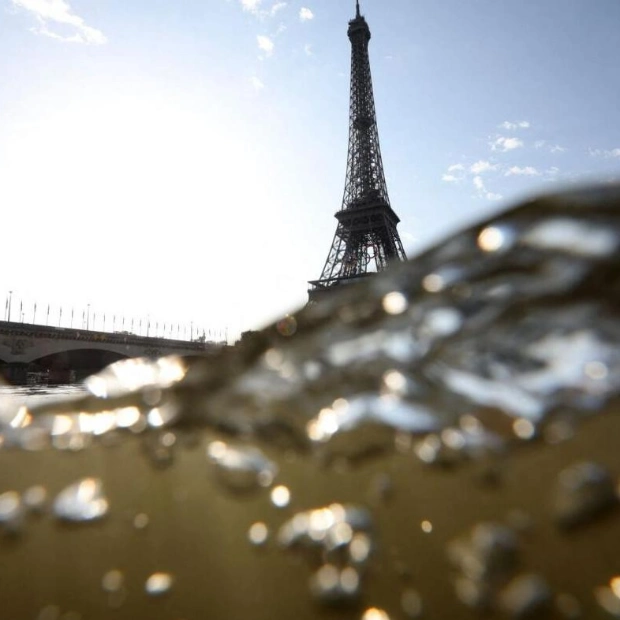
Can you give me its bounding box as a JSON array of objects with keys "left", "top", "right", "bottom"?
[
  {"left": 505, "top": 166, "right": 540, "bottom": 177},
  {"left": 11, "top": 0, "right": 106, "bottom": 44},
  {"left": 491, "top": 136, "right": 524, "bottom": 152},
  {"left": 300, "top": 7, "right": 314, "bottom": 21},
  {"left": 304, "top": 43, "right": 313, "bottom": 56},
  {"left": 270, "top": 1, "right": 287, "bottom": 15},
  {"left": 251, "top": 76, "right": 265, "bottom": 91},
  {"left": 241, "top": 0, "right": 261, "bottom": 13},
  {"left": 442, "top": 163, "right": 466, "bottom": 183},
  {"left": 536, "top": 140, "right": 566, "bottom": 153},
  {"left": 257, "top": 35, "right": 274, "bottom": 55},
  {"left": 472, "top": 175, "right": 502, "bottom": 201},
  {"left": 470, "top": 160, "right": 498, "bottom": 174},
  {"left": 500, "top": 121, "right": 530, "bottom": 130},
  {"left": 589, "top": 147, "right": 620, "bottom": 158}
]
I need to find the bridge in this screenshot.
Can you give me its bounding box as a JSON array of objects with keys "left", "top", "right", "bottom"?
[{"left": 0, "top": 321, "right": 225, "bottom": 384}]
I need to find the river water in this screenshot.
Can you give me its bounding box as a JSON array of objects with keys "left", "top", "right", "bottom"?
[
  {"left": 0, "top": 185, "right": 619, "bottom": 620},
  {"left": 0, "top": 384, "right": 86, "bottom": 415}
]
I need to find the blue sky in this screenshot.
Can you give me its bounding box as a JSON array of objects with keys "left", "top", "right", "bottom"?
[{"left": 1, "top": 0, "right": 619, "bottom": 339}]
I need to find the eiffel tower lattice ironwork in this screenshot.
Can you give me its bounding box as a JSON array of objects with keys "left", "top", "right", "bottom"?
[{"left": 308, "top": 0, "right": 407, "bottom": 302}]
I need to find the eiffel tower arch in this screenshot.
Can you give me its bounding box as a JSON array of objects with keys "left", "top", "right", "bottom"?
[{"left": 308, "top": 1, "right": 407, "bottom": 303}]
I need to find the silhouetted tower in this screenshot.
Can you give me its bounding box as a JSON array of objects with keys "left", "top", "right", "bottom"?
[{"left": 308, "top": 0, "right": 407, "bottom": 302}]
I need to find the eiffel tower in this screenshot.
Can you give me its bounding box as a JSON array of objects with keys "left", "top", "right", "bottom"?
[{"left": 308, "top": 0, "right": 407, "bottom": 303}]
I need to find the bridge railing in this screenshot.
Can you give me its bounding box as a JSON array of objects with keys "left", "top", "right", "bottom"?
[{"left": 0, "top": 321, "right": 225, "bottom": 351}]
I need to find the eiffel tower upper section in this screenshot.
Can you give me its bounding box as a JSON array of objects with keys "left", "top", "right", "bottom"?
[{"left": 308, "top": 1, "right": 407, "bottom": 302}]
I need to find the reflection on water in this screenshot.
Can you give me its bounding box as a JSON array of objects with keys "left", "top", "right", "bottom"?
[{"left": 0, "top": 185, "right": 620, "bottom": 618}]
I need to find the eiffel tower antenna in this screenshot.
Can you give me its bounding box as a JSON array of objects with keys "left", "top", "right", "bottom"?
[{"left": 308, "top": 3, "right": 407, "bottom": 302}]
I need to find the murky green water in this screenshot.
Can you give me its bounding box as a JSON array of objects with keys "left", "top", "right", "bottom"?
[{"left": 1, "top": 185, "right": 619, "bottom": 619}]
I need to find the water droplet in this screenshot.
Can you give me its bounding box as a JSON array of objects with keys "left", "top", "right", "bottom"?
[
  {"left": 102, "top": 570, "right": 124, "bottom": 592},
  {"left": 349, "top": 533, "right": 372, "bottom": 564},
  {"left": 401, "top": 589, "right": 423, "bottom": 618},
  {"left": 0, "top": 490, "right": 24, "bottom": 533},
  {"left": 553, "top": 461, "right": 618, "bottom": 528},
  {"left": 422, "top": 273, "right": 445, "bottom": 293},
  {"left": 382, "top": 291, "right": 408, "bottom": 315},
  {"left": 383, "top": 370, "right": 407, "bottom": 395},
  {"left": 362, "top": 608, "right": 391, "bottom": 620},
  {"left": 207, "top": 441, "right": 277, "bottom": 493},
  {"left": 310, "top": 564, "right": 360, "bottom": 605},
  {"left": 145, "top": 572, "right": 173, "bottom": 596},
  {"left": 276, "top": 315, "right": 297, "bottom": 337},
  {"left": 271, "top": 485, "right": 291, "bottom": 508},
  {"left": 23, "top": 485, "right": 47, "bottom": 512},
  {"left": 478, "top": 226, "right": 511, "bottom": 252},
  {"left": 115, "top": 407, "right": 141, "bottom": 429},
  {"left": 133, "top": 513, "right": 150, "bottom": 529},
  {"left": 53, "top": 478, "right": 109, "bottom": 522},
  {"left": 421, "top": 520, "right": 433, "bottom": 534},
  {"left": 513, "top": 418, "right": 536, "bottom": 440},
  {"left": 248, "top": 522, "right": 269, "bottom": 546},
  {"left": 264, "top": 348, "right": 285, "bottom": 370},
  {"left": 161, "top": 431, "right": 176, "bottom": 447}
]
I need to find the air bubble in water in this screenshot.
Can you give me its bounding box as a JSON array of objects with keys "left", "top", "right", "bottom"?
[
  {"left": 421, "top": 520, "right": 433, "bottom": 534},
  {"left": 102, "top": 570, "right": 124, "bottom": 592},
  {"left": 0, "top": 490, "right": 24, "bottom": 533},
  {"left": 145, "top": 572, "right": 173, "bottom": 596},
  {"left": 422, "top": 273, "right": 445, "bottom": 293},
  {"left": 133, "top": 513, "right": 150, "bottom": 529},
  {"left": 271, "top": 485, "right": 291, "bottom": 508},
  {"left": 362, "top": 608, "right": 391, "bottom": 620},
  {"left": 248, "top": 522, "right": 269, "bottom": 546},
  {"left": 310, "top": 564, "right": 360, "bottom": 605},
  {"left": 478, "top": 225, "right": 513, "bottom": 252},
  {"left": 553, "top": 461, "right": 618, "bottom": 528},
  {"left": 498, "top": 574, "right": 551, "bottom": 618},
  {"left": 382, "top": 291, "right": 408, "bottom": 315},
  {"left": 207, "top": 441, "right": 277, "bottom": 493},
  {"left": 23, "top": 485, "right": 47, "bottom": 512},
  {"left": 513, "top": 418, "right": 536, "bottom": 440},
  {"left": 53, "top": 478, "right": 109, "bottom": 522},
  {"left": 401, "top": 589, "right": 423, "bottom": 618}
]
